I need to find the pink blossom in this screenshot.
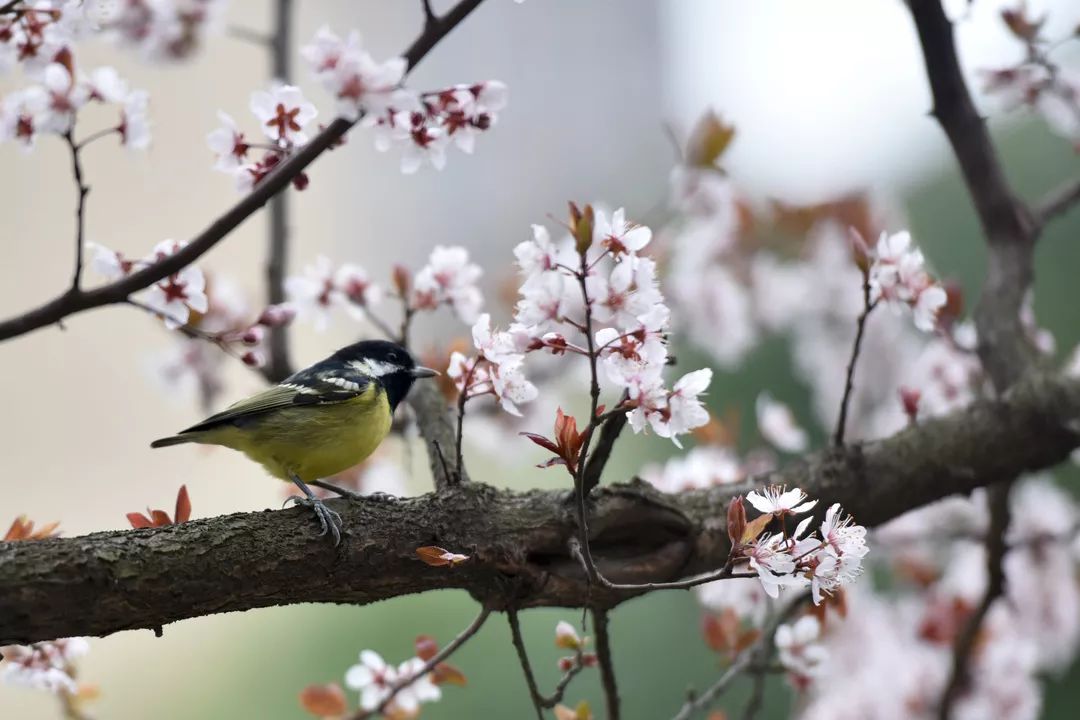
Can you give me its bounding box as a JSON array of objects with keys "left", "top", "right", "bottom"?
[{"left": 250, "top": 84, "right": 317, "bottom": 146}]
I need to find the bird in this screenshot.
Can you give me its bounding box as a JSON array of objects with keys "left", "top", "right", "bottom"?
[{"left": 150, "top": 339, "right": 437, "bottom": 544}]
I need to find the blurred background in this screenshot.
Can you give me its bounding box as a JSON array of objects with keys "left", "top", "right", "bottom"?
[{"left": 1, "top": 0, "right": 1078, "bottom": 717}]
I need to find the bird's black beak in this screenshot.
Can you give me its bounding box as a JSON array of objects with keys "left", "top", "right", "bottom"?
[{"left": 411, "top": 366, "right": 439, "bottom": 379}]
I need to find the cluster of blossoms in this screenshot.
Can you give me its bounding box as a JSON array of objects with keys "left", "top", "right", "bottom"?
[
  {"left": 775, "top": 615, "right": 828, "bottom": 689},
  {"left": 343, "top": 649, "right": 441, "bottom": 717},
  {"left": 730, "top": 486, "right": 869, "bottom": 604},
  {"left": 453, "top": 206, "right": 712, "bottom": 444},
  {"left": 0, "top": 59, "right": 151, "bottom": 150},
  {"left": 90, "top": 239, "right": 208, "bottom": 327},
  {"left": 285, "top": 244, "right": 483, "bottom": 335},
  {"left": 103, "top": 0, "right": 224, "bottom": 61},
  {"left": 0, "top": 638, "right": 90, "bottom": 695},
  {"left": 978, "top": 4, "right": 1080, "bottom": 150},
  {"left": 299, "top": 26, "right": 507, "bottom": 174},
  {"left": 207, "top": 84, "right": 318, "bottom": 192},
  {"left": 862, "top": 230, "right": 947, "bottom": 333}
]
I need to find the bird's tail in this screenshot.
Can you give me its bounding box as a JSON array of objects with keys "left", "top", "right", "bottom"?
[{"left": 150, "top": 434, "right": 194, "bottom": 449}]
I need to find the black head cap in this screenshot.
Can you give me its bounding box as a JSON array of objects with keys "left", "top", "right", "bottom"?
[{"left": 332, "top": 340, "right": 435, "bottom": 410}]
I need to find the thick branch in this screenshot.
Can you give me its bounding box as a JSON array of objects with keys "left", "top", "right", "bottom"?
[
  {"left": 908, "top": 0, "right": 1037, "bottom": 389},
  {"left": 2, "top": 370, "right": 1078, "bottom": 644},
  {"left": 0, "top": 0, "right": 486, "bottom": 344}
]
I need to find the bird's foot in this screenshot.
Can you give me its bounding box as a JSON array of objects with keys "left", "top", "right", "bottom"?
[{"left": 285, "top": 494, "right": 343, "bottom": 546}]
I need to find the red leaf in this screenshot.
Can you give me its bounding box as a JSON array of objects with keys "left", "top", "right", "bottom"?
[
  {"left": 416, "top": 546, "right": 469, "bottom": 567},
  {"left": 726, "top": 496, "right": 746, "bottom": 547},
  {"left": 298, "top": 683, "right": 347, "bottom": 717},
  {"left": 127, "top": 513, "right": 153, "bottom": 529},
  {"left": 432, "top": 662, "right": 467, "bottom": 686},
  {"left": 174, "top": 485, "right": 191, "bottom": 523},
  {"left": 150, "top": 509, "right": 172, "bottom": 527},
  {"left": 520, "top": 432, "right": 560, "bottom": 455}
]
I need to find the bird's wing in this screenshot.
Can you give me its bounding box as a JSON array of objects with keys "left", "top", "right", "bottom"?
[{"left": 177, "top": 363, "right": 373, "bottom": 434}]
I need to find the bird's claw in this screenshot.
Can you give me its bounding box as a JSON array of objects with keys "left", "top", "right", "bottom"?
[{"left": 285, "top": 494, "right": 343, "bottom": 546}]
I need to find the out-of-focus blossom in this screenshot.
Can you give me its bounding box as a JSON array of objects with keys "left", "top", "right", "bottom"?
[
  {"left": 0, "top": 638, "right": 89, "bottom": 695},
  {"left": 285, "top": 256, "right": 382, "bottom": 331},
  {"left": 755, "top": 392, "right": 808, "bottom": 453},
  {"left": 776, "top": 615, "right": 828, "bottom": 684},
  {"left": 412, "top": 245, "right": 483, "bottom": 323},
  {"left": 302, "top": 26, "right": 406, "bottom": 121}
]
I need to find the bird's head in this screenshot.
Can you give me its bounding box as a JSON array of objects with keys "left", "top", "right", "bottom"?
[{"left": 333, "top": 339, "right": 437, "bottom": 410}]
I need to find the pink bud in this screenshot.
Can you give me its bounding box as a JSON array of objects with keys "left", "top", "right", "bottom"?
[
  {"left": 242, "top": 350, "right": 265, "bottom": 368},
  {"left": 241, "top": 326, "right": 265, "bottom": 346},
  {"left": 581, "top": 653, "right": 598, "bottom": 668},
  {"left": 899, "top": 386, "right": 921, "bottom": 423},
  {"left": 557, "top": 657, "right": 574, "bottom": 673},
  {"left": 258, "top": 303, "right": 296, "bottom": 327}
]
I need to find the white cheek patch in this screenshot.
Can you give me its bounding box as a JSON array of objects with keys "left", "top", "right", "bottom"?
[{"left": 350, "top": 359, "right": 399, "bottom": 378}]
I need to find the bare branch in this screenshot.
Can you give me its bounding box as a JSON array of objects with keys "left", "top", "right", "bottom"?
[
  {"left": 62, "top": 131, "right": 89, "bottom": 292},
  {"left": 1035, "top": 177, "right": 1080, "bottom": 229},
  {"left": 582, "top": 392, "right": 629, "bottom": 493},
  {"left": 937, "top": 481, "right": 1013, "bottom": 719},
  {"left": 506, "top": 609, "right": 589, "bottom": 713},
  {"left": 908, "top": 0, "right": 1037, "bottom": 389},
  {"left": 352, "top": 605, "right": 491, "bottom": 720},
  {"left": 834, "top": 281, "right": 877, "bottom": 446},
  {"left": 2, "top": 370, "right": 1078, "bottom": 644},
  {"left": 593, "top": 609, "right": 621, "bottom": 720},
  {"left": 0, "top": 0, "right": 487, "bottom": 344}
]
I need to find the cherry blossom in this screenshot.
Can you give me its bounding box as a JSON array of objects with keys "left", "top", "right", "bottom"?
[
  {"left": 285, "top": 256, "right": 382, "bottom": 331},
  {"left": 641, "top": 445, "right": 744, "bottom": 493},
  {"left": 344, "top": 650, "right": 398, "bottom": 712},
  {"left": 412, "top": 245, "right": 483, "bottom": 323},
  {"left": 141, "top": 240, "right": 208, "bottom": 328},
  {"left": 35, "top": 62, "right": 87, "bottom": 133},
  {"left": 869, "top": 230, "right": 947, "bottom": 333},
  {"left": 775, "top": 615, "right": 828, "bottom": 683},
  {"left": 593, "top": 207, "right": 652, "bottom": 258},
  {"left": 755, "top": 392, "right": 808, "bottom": 453},
  {"left": 119, "top": 89, "right": 151, "bottom": 149},
  {"left": 206, "top": 111, "right": 249, "bottom": 171},
  {"left": 250, "top": 84, "right": 317, "bottom": 147},
  {"left": 0, "top": 638, "right": 89, "bottom": 694},
  {"left": 302, "top": 26, "right": 406, "bottom": 122},
  {"left": 0, "top": 88, "right": 46, "bottom": 150}
]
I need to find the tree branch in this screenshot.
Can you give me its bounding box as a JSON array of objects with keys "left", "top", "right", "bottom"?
[
  {"left": 0, "top": 0, "right": 487, "bottom": 344},
  {"left": 506, "top": 608, "right": 589, "bottom": 714},
  {"left": 264, "top": 0, "right": 295, "bottom": 383},
  {"left": 1034, "top": 177, "right": 1080, "bottom": 229},
  {"left": 937, "top": 480, "right": 1012, "bottom": 719},
  {"left": 908, "top": 0, "right": 1037, "bottom": 390},
  {"left": 593, "top": 608, "right": 621, "bottom": 720},
  {"left": 3, "top": 369, "right": 1078, "bottom": 644}
]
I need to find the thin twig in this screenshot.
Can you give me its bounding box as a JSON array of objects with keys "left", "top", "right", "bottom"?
[
  {"left": 569, "top": 540, "right": 751, "bottom": 592},
  {"left": 351, "top": 605, "right": 492, "bottom": 720},
  {"left": 63, "top": 132, "right": 89, "bottom": 292},
  {"left": 263, "top": 0, "right": 294, "bottom": 383},
  {"left": 75, "top": 127, "right": 117, "bottom": 150},
  {"left": 593, "top": 609, "right": 621, "bottom": 720},
  {"left": 226, "top": 24, "right": 273, "bottom": 47},
  {"left": 937, "top": 481, "right": 1013, "bottom": 720},
  {"left": 833, "top": 278, "right": 877, "bottom": 446},
  {"left": 507, "top": 608, "right": 589, "bottom": 716},
  {"left": 0, "top": 0, "right": 488, "bottom": 344},
  {"left": 421, "top": 0, "right": 437, "bottom": 27},
  {"left": 1034, "top": 177, "right": 1080, "bottom": 229}
]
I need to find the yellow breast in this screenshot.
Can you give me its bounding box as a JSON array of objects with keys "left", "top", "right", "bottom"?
[{"left": 204, "top": 386, "right": 393, "bottom": 482}]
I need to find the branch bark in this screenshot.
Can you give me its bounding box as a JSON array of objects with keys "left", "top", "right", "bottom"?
[
  {"left": 0, "top": 0, "right": 486, "bottom": 344},
  {"left": 3, "top": 370, "right": 1078, "bottom": 644},
  {"left": 1035, "top": 177, "right": 1080, "bottom": 229}
]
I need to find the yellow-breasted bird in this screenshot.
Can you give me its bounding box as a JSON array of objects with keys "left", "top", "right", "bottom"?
[{"left": 150, "top": 340, "right": 437, "bottom": 544}]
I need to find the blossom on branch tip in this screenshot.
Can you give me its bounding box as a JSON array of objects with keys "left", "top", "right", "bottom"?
[
  {"left": 285, "top": 256, "right": 382, "bottom": 331},
  {"left": 250, "top": 84, "right": 317, "bottom": 146},
  {"left": 143, "top": 239, "right": 208, "bottom": 328},
  {"left": 746, "top": 485, "right": 817, "bottom": 517},
  {"left": 302, "top": 26, "right": 406, "bottom": 121},
  {"left": 868, "top": 230, "right": 946, "bottom": 333},
  {"left": 412, "top": 245, "right": 483, "bottom": 323},
  {"left": 594, "top": 207, "right": 651, "bottom": 258},
  {"left": 206, "top": 111, "right": 249, "bottom": 171}
]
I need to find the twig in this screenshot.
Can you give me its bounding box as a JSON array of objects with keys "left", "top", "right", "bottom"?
[
  {"left": 0, "top": 0, "right": 488, "bottom": 344},
  {"left": 593, "top": 609, "right": 621, "bottom": 720},
  {"left": 582, "top": 392, "right": 629, "bottom": 493},
  {"left": 351, "top": 605, "right": 491, "bottom": 720},
  {"left": 937, "top": 481, "right": 1013, "bottom": 720},
  {"left": 260, "top": 0, "right": 295, "bottom": 383},
  {"left": 63, "top": 132, "right": 89, "bottom": 292},
  {"left": 1034, "top": 177, "right": 1080, "bottom": 229},
  {"left": 833, "top": 277, "right": 877, "bottom": 446},
  {"left": 569, "top": 540, "right": 751, "bottom": 592},
  {"left": 421, "top": 0, "right": 437, "bottom": 27},
  {"left": 226, "top": 24, "right": 272, "bottom": 47},
  {"left": 75, "top": 127, "right": 117, "bottom": 150},
  {"left": 0, "top": 1, "right": 22, "bottom": 15},
  {"left": 507, "top": 608, "right": 589, "bottom": 716}
]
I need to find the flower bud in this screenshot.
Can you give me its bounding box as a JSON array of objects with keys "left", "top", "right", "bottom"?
[
  {"left": 257, "top": 303, "right": 296, "bottom": 327},
  {"left": 241, "top": 350, "right": 265, "bottom": 367},
  {"left": 241, "top": 326, "right": 265, "bottom": 346}
]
